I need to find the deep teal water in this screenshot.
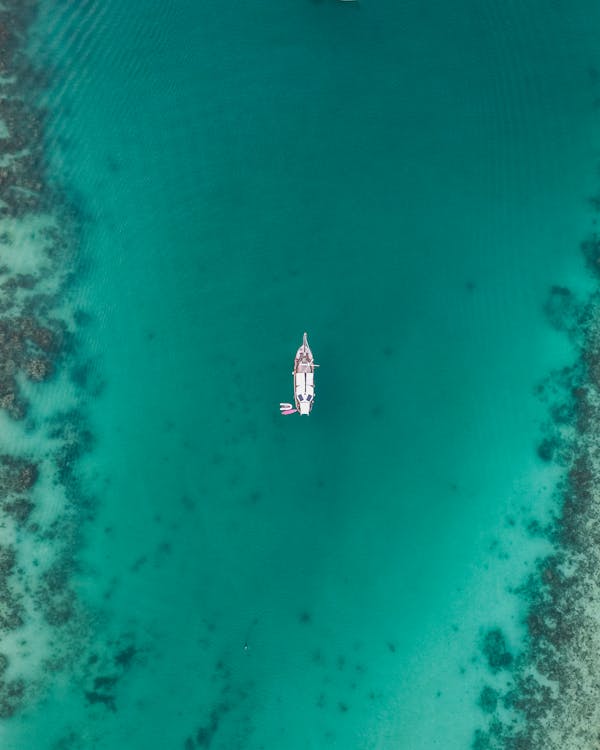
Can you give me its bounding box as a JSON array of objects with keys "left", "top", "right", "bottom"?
[{"left": 2, "top": 0, "right": 600, "bottom": 748}]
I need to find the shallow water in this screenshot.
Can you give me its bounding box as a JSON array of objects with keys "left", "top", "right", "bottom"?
[{"left": 1, "top": 1, "right": 600, "bottom": 748}]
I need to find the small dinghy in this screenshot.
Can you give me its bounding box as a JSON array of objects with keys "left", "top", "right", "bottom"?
[{"left": 280, "top": 332, "right": 319, "bottom": 416}]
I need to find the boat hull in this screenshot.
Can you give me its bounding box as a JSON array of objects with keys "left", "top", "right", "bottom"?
[{"left": 293, "top": 332, "right": 316, "bottom": 415}]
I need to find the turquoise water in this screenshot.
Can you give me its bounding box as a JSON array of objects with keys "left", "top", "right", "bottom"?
[{"left": 1, "top": 0, "right": 600, "bottom": 748}]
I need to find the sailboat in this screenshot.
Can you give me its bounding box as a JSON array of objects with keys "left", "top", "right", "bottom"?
[{"left": 280, "top": 332, "right": 318, "bottom": 416}]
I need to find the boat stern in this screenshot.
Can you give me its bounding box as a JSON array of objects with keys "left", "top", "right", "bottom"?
[{"left": 298, "top": 400, "right": 311, "bottom": 415}]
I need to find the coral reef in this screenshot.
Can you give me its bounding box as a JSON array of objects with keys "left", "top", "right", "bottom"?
[
  {"left": 474, "top": 232, "right": 600, "bottom": 747},
  {"left": 0, "top": 0, "right": 91, "bottom": 719}
]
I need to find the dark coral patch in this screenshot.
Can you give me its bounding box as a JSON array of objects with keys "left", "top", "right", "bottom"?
[
  {"left": 0, "top": 455, "right": 38, "bottom": 493},
  {"left": 481, "top": 628, "right": 513, "bottom": 673},
  {"left": 36, "top": 561, "right": 76, "bottom": 626},
  {"left": 0, "top": 677, "right": 25, "bottom": 718},
  {"left": 503, "top": 675, "right": 552, "bottom": 721},
  {"left": 581, "top": 233, "right": 600, "bottom": 278},
  {"left": 2, "top": 496, "right": 34, "bottom": 523},
  {"left": 0, "top": 545, "right": 24, "bottom": 630},
  {"left": 478, "top": 686, "right": 498, "bottom": 714},
  {"left": 94, "top": 675, "right": 118, "bottom": 691},
  {"left": 543, "top": 285, "right": 581, "bottom": 334},
  {"left": 114, "top": 644, "right": 138, "bottom": 669},
  {"left": 196, "top": 706, "right": 221, "bottom": 747},
  {"left": 84, "top": 690, "right": 116, "bottom": 712},
  {"left": 536, "top": 437, "right": 556, "bottom": 462}
]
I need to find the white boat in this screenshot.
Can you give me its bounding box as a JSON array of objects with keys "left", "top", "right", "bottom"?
[{"left": 280, "top": 332, "right": 318, "bottom": 416}]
